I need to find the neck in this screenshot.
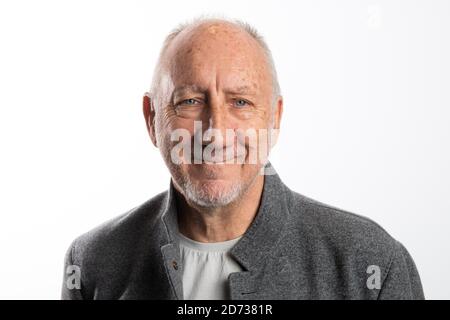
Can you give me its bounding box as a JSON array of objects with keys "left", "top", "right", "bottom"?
[{"left": 175, "top": 174, "right": 265, "bottom": 243}]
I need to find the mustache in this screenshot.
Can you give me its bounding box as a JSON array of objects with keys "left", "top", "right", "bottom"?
[
  {"left": 168, "top": 123, "right": 278, "bottom": 165},
  {"left": 197, "top": 127, "right": 245, "bottom": 159}
]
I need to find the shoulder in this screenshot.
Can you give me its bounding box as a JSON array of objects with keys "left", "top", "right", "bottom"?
[
  {"left": 282, "top": 187, "right": 423, "bottom": 299},
  {"left": 285, "top": 188, "right": 400, "bottom": 266},
  {"left": 67, "top": 190, "right": 168, "bottom": 271},
  {"left": 62, "top": 190, "right": 169, "bottom": 299}
]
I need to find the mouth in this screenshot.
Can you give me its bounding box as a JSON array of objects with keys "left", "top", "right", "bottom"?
[{"left": 191, "top": 145, "right": 247, "bottom": 164}]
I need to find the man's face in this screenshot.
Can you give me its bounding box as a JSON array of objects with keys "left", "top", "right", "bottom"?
[{"left": 147, "top": 22, "right": 282, "bottom": 208}]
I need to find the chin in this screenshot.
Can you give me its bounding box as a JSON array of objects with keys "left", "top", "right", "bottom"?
[{"left": 184, "top": 178, "right": 243, "bottom": 208}]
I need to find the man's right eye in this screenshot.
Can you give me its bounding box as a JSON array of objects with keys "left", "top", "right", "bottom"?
[{"left": 179, "top": 99, "right": 199, "bottom": 105}]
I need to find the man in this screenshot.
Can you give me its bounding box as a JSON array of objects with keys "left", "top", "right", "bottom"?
[{"left": 62, "top": 17, "right": 424, "bottom": 300}]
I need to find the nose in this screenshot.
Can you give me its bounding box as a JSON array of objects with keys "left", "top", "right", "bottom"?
[
  {"left": 200, "top": 96, "right": 229, "bottom": 145},
  {"left": 207, "top": 96, "right": 227, "bottom": 131}
]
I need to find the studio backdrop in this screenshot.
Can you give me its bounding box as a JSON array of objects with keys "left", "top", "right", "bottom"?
[{"left": 0, "top": 0, "right": 449, "bottom": 299}]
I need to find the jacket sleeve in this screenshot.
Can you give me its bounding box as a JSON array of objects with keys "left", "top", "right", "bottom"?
[
  {"left": 378, "top": 241, "right": 425, "bottom": 300},
  {"left": 61, "top": 240, "right": 84, "bottom": 300}
]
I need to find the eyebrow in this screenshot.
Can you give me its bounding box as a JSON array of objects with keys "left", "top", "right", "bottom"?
[
  {"left": 172, "top": 85, "right": 206, "bottom": 96},
  {"left": 224, "top": 85, "right": 256, "bottom": 95},
  {"left": 173, "top": 84, "right": 256, "bottom": 96}
]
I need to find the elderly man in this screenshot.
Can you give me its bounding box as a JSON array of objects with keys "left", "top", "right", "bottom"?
[{"left": 62, "top": 17, "right": 424, "bottom": 300}]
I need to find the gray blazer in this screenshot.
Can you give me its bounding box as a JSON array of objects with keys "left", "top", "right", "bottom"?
[{"left": 61, "top": 165, "right": 424, "bottom": 300}]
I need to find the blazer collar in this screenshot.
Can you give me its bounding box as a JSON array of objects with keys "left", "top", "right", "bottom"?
[
  {"left": 160, "top": 162, "right": 290, "bottom": 271},
  {"left": 229, "top": 163, "right": 290, "bottom": 271}
]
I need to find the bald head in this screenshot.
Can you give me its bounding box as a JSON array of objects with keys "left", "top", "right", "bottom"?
[{"left": 150, "top": 17, "right": 281, "bottom": 109}]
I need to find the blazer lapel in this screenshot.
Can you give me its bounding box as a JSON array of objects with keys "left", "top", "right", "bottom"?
[
  {"left": 229, "top": 163, "right": 290, "bottom": 299},
  {"left": 160, "top": 181, "right": 184, "bottom": 300}
]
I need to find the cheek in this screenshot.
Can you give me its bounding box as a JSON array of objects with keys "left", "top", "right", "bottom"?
[
  {"left": 155, "top": 109, "right": 197, "bottom": 153},
  {"left": 233, "top": 109, "right": 271, "bottom": 131},
  {"left": 157, "top": 107, "right": 193, "bottom": 135}
]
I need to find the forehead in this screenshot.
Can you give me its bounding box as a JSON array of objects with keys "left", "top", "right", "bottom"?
[{"left": 164, "top": 23, "right": 271, "bottom": 92}]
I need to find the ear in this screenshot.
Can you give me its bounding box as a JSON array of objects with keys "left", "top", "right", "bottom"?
[
  {"left": 273, "top": 95, "right": 283, "bottom": 130},
  {"left": 143, "top": 92, "right": 158, "bottom": 148},
  {"left": 270, "top": 95, "right": 283, "bottom": 147}
]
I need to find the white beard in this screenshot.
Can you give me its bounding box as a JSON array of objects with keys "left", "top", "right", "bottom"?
[{"left": 180, "top": 175, "right": 244, "bottom": 208}]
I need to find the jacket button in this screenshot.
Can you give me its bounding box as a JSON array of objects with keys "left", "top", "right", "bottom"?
[{"left": 172, "top": 260, "right": 178, "bottom": 270}]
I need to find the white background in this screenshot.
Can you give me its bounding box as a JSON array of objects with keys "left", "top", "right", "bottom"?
[{"left": 0, "top": 0, "right": 449, "bottom": 299}]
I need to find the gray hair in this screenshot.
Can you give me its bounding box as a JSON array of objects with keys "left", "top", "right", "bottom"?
[{"left": 150, "top": 15, "right": 281, "bottom": 108}]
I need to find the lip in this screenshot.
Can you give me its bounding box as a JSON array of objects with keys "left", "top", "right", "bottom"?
[{"left": 192, "top": 145, "right": 247, "bottom": 164}]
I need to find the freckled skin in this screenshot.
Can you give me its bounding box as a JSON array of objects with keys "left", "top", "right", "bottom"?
[{"left": 143, "top": 20, "right": 283, "bottom": 241}]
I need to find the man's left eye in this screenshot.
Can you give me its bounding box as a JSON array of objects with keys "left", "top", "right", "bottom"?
[{"left": 233, "top": 99, "right": 249, "bottom": 108}]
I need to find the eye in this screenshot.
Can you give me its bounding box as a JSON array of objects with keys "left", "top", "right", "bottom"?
[
  {"left": 233, "top": 99, "right": 249, "bottom": 108},
  {"left": 180, "top": 98, "right": 200, "bottom": 106}
]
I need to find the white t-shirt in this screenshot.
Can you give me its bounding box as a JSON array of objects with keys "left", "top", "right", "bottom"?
[{"left": 178, "top": 232, "right": 244, "bottom": 300}]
